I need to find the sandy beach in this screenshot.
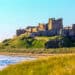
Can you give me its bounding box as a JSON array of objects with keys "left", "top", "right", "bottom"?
[{"left": 0, "top": 52, "right": 75, "bottom": 58}]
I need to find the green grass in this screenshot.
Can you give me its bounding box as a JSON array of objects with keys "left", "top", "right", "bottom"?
[
  {"left": 0, "top": 35, "right": 62, "bottom": 49},
  {"left": 34, "top": 36, "right": 59, "bottom": 41},
  {"left": 0, "top": 54, "right": 75, "bottom": 75},
  {"left": 0, "top": 36, "right": 48, "bottom": 49},
  {"left": 0, "top": 34, "right": 75, "bottom": 53},
  {"left": 0, "top": 34, "right": 74, "bottom": 49}
]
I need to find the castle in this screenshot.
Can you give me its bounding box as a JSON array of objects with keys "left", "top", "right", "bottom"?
[{"left": 16, "top": 18, "right": 75, "bottom": 37}]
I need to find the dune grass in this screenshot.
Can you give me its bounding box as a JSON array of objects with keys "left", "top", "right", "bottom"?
[{"left": 0, "top": 54, "right": 75, "bottom": 75}]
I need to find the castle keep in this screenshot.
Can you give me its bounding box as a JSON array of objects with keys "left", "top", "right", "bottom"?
[{"left": 47, "top": 18, "right": 63, "bottom": 31}]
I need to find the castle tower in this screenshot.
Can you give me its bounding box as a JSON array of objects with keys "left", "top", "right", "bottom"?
[
  {"left": 72, "top": 24, "right": 75, "bottom": 35},
  {"left": 48, "top": 18, "right": 55, "bottom": 30},
  {"left": 54, "top": 18, "right": 63, "bottom": 30},
  {"left": 72, "top": 24, "right": 75, "bottom": 31}
]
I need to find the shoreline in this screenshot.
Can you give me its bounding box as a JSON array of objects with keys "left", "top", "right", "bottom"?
[{"left": 0, "top": 52, "right": 75, "bottom": 58}]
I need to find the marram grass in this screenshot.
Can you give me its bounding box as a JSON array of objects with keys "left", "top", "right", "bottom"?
[{"left": 0, "top": 54, "right": 75, "bottom": 75}]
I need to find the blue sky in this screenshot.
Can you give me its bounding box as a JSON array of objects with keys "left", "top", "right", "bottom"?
[{"left": 0, "top": 0, "right": 75, "bottom": 41}]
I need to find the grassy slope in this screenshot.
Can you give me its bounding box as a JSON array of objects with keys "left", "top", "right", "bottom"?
[
  {"left": 0, "top": 54, "right": 75, "bottom": 75},
  {"left": 0, "top": 35, "right": 59, "bottom": 49},
  {"left": 0, "top": 34, "right": 75, "bottom": 53}
]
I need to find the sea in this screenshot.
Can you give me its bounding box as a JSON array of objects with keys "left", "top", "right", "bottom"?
[{"left": 0, "top": 55, "right": 35, "bottom": 70}]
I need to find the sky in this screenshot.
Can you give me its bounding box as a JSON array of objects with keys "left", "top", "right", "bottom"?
[{"left": 0, "top": 0, "right": 75, "bottom": 41}]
